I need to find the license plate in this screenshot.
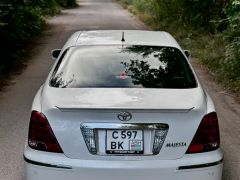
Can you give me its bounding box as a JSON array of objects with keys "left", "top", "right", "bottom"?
[{"left": 106, "top": 130, "right": 144, "bottom": 154}]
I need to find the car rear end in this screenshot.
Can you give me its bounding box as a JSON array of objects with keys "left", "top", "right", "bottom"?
[
  {"left": 24, "top": 102, "right": 223, "bottom": 180},
  {"left": 24, "top": 33, "right": 223, "bottom": 180}
]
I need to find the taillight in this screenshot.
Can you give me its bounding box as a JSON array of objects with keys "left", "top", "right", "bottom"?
[
  {"left": 186, "top": 112, "right": 220, "bottom": 154},
  {"left": 28, "top": 111, "right": 63, "bottom": 153}
]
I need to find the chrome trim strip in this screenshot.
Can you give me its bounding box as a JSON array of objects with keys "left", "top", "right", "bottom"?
[
  {"left": 81, "top": 123, "right": 169, "bottom": 130},
  {"left": 178, "top": 159, "right": 223, "bottom": 170},
  {"left": 56, "top": 106, "right": 194, "bottom": 113},
  {"left": 80, "top": 123, "right": 169, "bottom": 155},
  {"left": 24, "top": 156, "right": 72, "bottom": 169}
]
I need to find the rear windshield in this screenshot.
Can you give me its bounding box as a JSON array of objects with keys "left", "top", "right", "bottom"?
[{"left": 50, "top": 45, "right": 197, "bottom": 88}]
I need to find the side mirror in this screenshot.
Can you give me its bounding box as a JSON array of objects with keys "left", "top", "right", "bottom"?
[
  {"left": 51, "top": 49, "right": 61, "bottom": 60},
  {"left": 183, "top": 50, "right": 191, "bottom": 59}
]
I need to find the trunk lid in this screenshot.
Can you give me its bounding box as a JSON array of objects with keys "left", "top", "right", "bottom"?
[{"left": 41, "top": 87, "right": 207, "bottom": 160}]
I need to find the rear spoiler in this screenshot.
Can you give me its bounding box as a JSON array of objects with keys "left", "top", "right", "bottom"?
[{"left": 56, "top": 106, "right": 194, "bottom": 113}]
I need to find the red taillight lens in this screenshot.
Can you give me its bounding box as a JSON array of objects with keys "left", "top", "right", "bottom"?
[
  {"left": 186, "top": 112, "right": 220, "bottom": 154},
  {"left": 28, "top": 111, "right": 63, "bottom": 153}
]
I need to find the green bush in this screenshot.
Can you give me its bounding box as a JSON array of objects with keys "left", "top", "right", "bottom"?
[
  {"left": 133, "top": 0, "right": 150, "bottom": 13},
  {"left": 57, "top": 0, "right": 77, "bottom": 7},
  {"left": 221, "top": 2, "right": 240, "bottom": 89},
  {"left": 121, "top": 0, "right": 134, "bottom": 5},
  {"left": 36, "top": 0, "right": 59, "bottom": 15},
  {"left": 0, "top": 0, "right": 77, "bottom": 73}
]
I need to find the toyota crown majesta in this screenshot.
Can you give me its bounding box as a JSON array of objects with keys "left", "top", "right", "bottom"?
[{"left": 24, "top": 30, "right": 223, "bottom": 180}]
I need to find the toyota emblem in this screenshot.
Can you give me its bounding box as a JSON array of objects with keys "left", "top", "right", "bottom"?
[{"left": 117, "top": 112, "right": 132, "bottom": 121}]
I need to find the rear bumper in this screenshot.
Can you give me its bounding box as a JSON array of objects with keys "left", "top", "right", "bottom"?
[{"left": 24, "top": 148, "right": 223, "bottom": 180}]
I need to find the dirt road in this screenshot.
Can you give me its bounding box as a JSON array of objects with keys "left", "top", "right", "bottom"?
[{"left": 0, "top": 0, "right": 239, "bottom": 179}]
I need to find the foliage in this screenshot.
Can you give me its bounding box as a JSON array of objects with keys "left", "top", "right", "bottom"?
[
  {"left": 132, "top": 0, "right": 151, "bottom": 13},
  {"left": 121, "top": 0, "right": 240, "bottom": 92},
  {"left": 221, "top": 1, "right": 240, "bottom": 90},
  {"left": 121, "top": 0, "right": 134, "bottom": 5},
  {"left": 58, "top": 0, "right": 77, "bottom": 8},
  {"left": 0, "top": 0, "right": 77, "bottom": 73},
  {"left": 127, "top": 0, "right": 227, "bottom": 32}
]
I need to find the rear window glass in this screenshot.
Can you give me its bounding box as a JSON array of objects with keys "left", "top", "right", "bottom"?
[{"left": 50, "top": 45, "right": 197, "bottom": 88}]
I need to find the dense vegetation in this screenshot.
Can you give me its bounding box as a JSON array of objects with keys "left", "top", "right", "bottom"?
[
  {"left": 120, "top": 0, "right": 240, "bottom": 92},
  {"left": 0, "top": 0, "right": 77, "bottom": 73}
]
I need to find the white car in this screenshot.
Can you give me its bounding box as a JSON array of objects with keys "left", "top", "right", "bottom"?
[{"left": 24, "top": 30, "right": 223, "bottom": 180}]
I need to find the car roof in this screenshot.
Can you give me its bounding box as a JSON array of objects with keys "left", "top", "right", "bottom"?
[{"left": 63, "top": 30, "right": 182, "bottom": 49}]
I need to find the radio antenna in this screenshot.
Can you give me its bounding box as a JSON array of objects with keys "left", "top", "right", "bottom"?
[{"left": 121, "top": 32, "right": 125, "bottom": 42}]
